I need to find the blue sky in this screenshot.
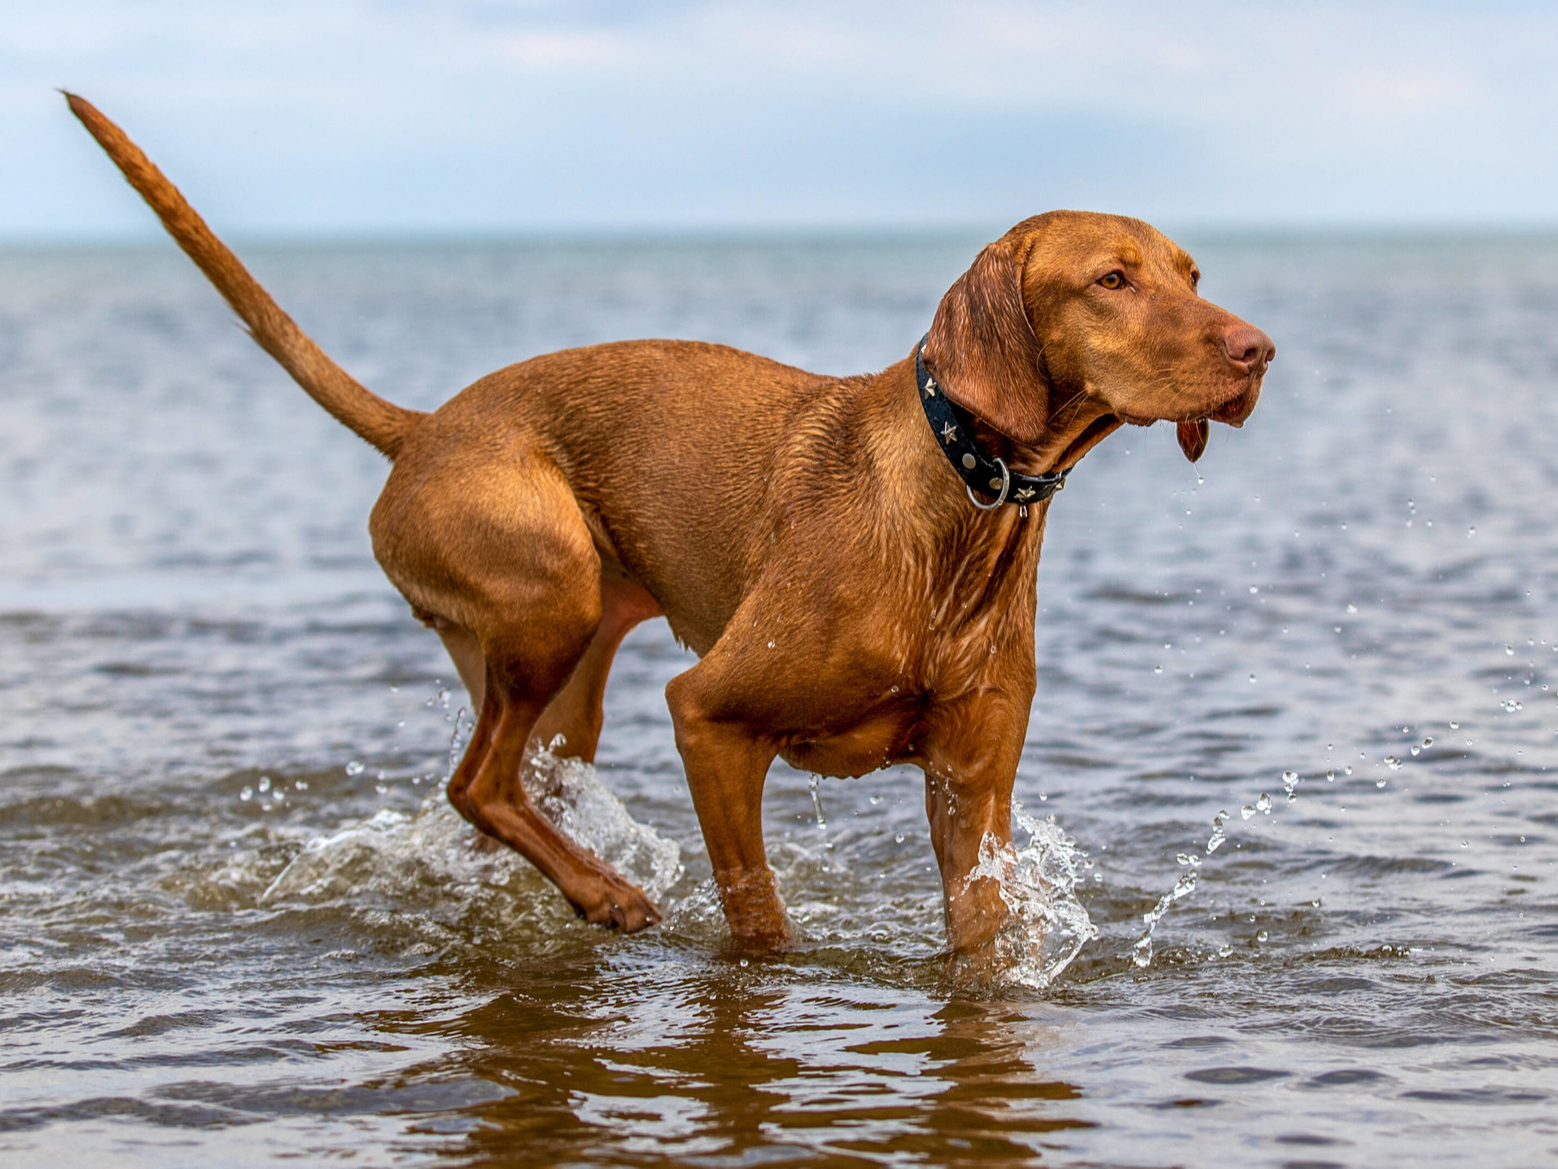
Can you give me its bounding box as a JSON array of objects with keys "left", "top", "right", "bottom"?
[{"left": 4, "top": 0, "right": 1557, "bottom": 239}]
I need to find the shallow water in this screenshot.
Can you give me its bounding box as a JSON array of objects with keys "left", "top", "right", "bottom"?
[{"left": 1, "top": 233, "right": 1556, "bottom": 1167}]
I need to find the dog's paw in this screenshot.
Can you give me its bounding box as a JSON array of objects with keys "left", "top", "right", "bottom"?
[{"left": 577, "top": 874, "right": 662, "bottom": 933}]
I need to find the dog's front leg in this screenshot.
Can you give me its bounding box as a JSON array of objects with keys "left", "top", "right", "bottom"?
[
  {"left": 666, "top": 670, "right": 789, "bottom": 950},
  {"left": 920, "top": 697, "right": 1028, "bottom": 953}
]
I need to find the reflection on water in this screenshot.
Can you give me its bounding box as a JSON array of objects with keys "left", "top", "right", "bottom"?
[{"left": 1, "top": 234, "right": 1557, "bottom": 1166}]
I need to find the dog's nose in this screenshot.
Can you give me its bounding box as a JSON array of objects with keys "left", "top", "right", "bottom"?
[{"left": 1222, "top": 324, "right": 1275, "bottom": 373}]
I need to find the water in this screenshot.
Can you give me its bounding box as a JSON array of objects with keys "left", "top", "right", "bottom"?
[{"left": 2, "top": 233, "right": 1556, "bottom": 1166}]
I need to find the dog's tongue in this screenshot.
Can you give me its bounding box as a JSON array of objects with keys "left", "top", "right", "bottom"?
[{"left": 1176, "top": 419, "right": 1208, "bottom": 462}]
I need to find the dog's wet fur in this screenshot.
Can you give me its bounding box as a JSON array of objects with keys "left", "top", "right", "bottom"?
[{"left": 68, "top": 93, "right": 1272, "bottom": 954}]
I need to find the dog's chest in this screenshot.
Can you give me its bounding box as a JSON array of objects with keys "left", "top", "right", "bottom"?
[{"left": 778, "top": 701, "right": 923, "bottom": 780}]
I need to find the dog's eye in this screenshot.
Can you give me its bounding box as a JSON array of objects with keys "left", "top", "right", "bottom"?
[{"left": 1098, "top": 271, "right": 1126, "bottom": 290}]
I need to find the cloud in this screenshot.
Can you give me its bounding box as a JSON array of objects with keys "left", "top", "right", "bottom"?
[{"left": 5, "top": 0, "right": 1558, "bottom": 237}]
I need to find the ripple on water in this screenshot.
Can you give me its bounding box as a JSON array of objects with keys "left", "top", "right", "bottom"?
[{"left": 5, "top": 237, "right": 1558, "bottom": 1166}]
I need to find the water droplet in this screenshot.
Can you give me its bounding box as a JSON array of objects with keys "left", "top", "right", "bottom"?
[
  {"left": 1410, "top": 745, "right": 1421, "bottom": 756},
  {"left": 1249, "top": 585, "right": 1259, "bottom": 594},
  {"left": 239, "top": 786, "right": 253, "bottom": 802},
  {"left": 1256, "top": 793, "right": 1272, "bottom": 814},
  {"left": 1217, "top": 944, "right": 1233, "bottom": 958},
  {"left": 1256, "top": 929, "right": 1269, "bottom": 943},
  {"left": 1325, "top": 770, "right": 1335, "bottom": 781},
  {"left": 1505, "top": 643, "right": 1515, "bottom": 655},
  {"left": 1241, "top": 805, "right": 1256, "bottom": 820},
  {"left": 1346, "top": 603, "right": 1357, "bottom": 613},
  {"left": 1468, "top": 526, "right": 1476, "bottom": 537},
  {"left": 1177, "top": 852, "right": 1191, "bottom": 865},
  {"left": 1344, "top": 766, "right": 1353, "bottom": 776},
  {"left": 1375, "top": 778, "right": 1387, "bottom": 788},
  {"left": 345, "top": 761, "right": 364, "bottom": 776},
  {"left": 894, "top": 833, "right": 905, "bottom": 844},
  {"left": 1385, "top": 756, "right": 1402, "bottom": 770},
  {"left": 1248, "top": 673, "right": 1257, "bottom": 684},
  {"left": 374, "top": 783, "right": 388, "bottom": 795},
  {"left": 739, "top": 958, "right": 749, "bottom": 967},
  {"left": 1460, "top": 840, "right": 1468, "bottom": 848},
  {"left": 1501, "top": 699, "right": 1524, "bottom": 713},
  {"left": 869, "top": 794, "right": 882, "bottom": 806},
  {"left": 1449, "top": 721, "right": 1459, "bottom": 730},
  {"left": 806, "top": 775, "right": 827, "bottom": 830},
  {"left": 1154, "top": 665, "right": 1163, "bottom": 674},
  {"left": 1422, "top": 737, "right": 1433, "bottom": 748}
]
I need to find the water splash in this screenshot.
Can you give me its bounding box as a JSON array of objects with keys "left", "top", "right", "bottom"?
[
  {"left": 1130, "top": 866, "right": 1199, "bottom": 969},
  {"left": 1206, "top": 810, "right": 1229, "bottom": 854},
  {"left": 960, "top": 802, "right": 1098, "bottom": 992},
  {"left": 523, "top": 746, "right": 684, "bottom": 899},
  {"left": 260, "top": 747, "right": 682, "bottom": 911}
]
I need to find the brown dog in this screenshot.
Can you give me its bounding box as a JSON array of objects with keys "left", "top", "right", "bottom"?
[{"left": 68, "top": 94, "right": 1272, "bottom": 954}]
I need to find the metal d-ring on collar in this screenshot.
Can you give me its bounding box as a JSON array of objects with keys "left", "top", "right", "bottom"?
[
  {"left": 967, "top": 457, "right": 1009, "bottom": 510},
  {"left": 914, "top": 335, "right": 1068, "bottom": 512}
]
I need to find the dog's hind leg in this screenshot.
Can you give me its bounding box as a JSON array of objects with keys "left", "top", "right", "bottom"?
[
  {"left": 529, "top": 577, "right": 662, "bottom": 764},
  {"left": 376, "top": 451, "right": 660, "bottom": 931}
]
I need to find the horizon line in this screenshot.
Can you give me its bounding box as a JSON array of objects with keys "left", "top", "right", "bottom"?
[{"left": 7, "top": 219, "right": 1558, "bottom": 251}]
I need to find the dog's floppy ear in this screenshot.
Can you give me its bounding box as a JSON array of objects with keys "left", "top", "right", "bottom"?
[{"left": 922, "top": 240, "right": 1050, "bottom": 446}]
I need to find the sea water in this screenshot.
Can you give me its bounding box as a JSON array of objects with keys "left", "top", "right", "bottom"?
[{"left": 1, "top": 233, "right": 1555, "bottom": 1166}]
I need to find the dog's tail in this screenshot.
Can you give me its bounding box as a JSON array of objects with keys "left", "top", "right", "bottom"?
[{"left": 64, "top": 93, "right": 423, "bottom": 459}]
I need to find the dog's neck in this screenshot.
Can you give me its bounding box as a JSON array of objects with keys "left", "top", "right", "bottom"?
[
  {"left": 866, "top": 351, "right": 1119, "bottom": 519},
  {"left": 858, "top": 358, "right": 1039, "bottom": 542},
  {"left": 912, "top": 338, "right": 1068, "bottom": 509}
]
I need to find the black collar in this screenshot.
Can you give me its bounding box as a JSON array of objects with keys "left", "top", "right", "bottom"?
[{"left": 915, "top": 336, "right": 1067, "bottom": 511}]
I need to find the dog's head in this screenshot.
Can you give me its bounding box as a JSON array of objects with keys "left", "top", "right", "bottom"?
[{"left": 922, "top": 211, "right": 1273, "bottom": 464}]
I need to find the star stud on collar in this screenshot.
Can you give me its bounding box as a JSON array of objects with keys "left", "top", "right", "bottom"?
[{"left": 940, "top": 421, "right": 958, "bottom": 443}]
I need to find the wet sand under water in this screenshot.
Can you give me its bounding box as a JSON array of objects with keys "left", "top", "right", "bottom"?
[{"left": 1, "top": 235, "right": 1556, "bottom": 1166}]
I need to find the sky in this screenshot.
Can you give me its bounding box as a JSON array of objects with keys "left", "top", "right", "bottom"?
[{"left": 3, "top": 0, "right": 1558, "bottom": 240}]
